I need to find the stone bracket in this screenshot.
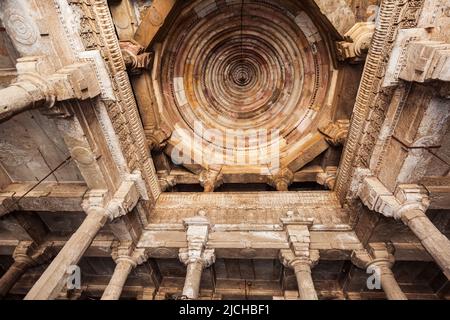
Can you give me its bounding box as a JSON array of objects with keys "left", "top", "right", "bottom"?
[{"left": 358, "top": 176, "right": 430, "bottom": 220}]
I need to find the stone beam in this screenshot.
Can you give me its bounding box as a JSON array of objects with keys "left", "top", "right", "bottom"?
[
  {"left": 133, "top": 0, "right": 177, "bottom": 49},
  {"left": 284, "top": 132, "right": 330, "bottom": 173},
  {"left": 0, "top": 182, "right": 88, "bottom": 216}
]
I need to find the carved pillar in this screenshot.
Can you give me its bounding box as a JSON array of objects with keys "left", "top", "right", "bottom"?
[
  {"left": 352, "top": 243, "right": 406, "bottom": 300},
  {"left": 25, "top": 202, "right": 109, "bottom": 300},
  {"left": 178, "top": 214, "right": 215, "bottom": 299},
  {"left": 359, "top": 178, "right": 450, "bottom": 279},
  {"left": 279, "top": 213, "right": 318, "bottom": 299},
  {"left": 25, "top": 178, "right": 142, "bottom": 300},
  {"left": 269, "top": 168, "right": 294, "bottom": 191},
  {"left": 0, "top": 57, "right": 100, "bottom": 123},
  {"left": 0, "top": 242, "right": 53, "bottom": 298},
  {"left": 101, "top": 244, "right": 147, "bottom": 300},
  {"left": 280, "top": 250, "right": 319, "bottom": 300}
]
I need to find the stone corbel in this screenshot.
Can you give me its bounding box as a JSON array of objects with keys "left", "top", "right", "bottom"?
[
  {"left": 351, "top": 242, "right": 396, "bottom": 270},
  {"left": 316, "top": 166, "right": 338, "bottom": 190},
  {"left": 268, "top": 168, "right": 294, "bottom": 191},
  {"left": 319, "top": 120, "right": 350, "bottom": 147},
  {"left": 158, "top": 171, "right": 177, "bottom": 192},
  {"left": 336, "top": 22, "right": 375, "bottom": 63},
  {"left": 13, "top": 241, "right": 56, "bottom": 267},
  {"left": 146, "top": 125, "right": 172, "bottom": 151},
  {"left": 120, "top": 40, "right": 154, "bottom": 75},
  {"left": 357, "top": 176, "right": 430, "bottom": 220},
  {"left": 199, "top": 166, "right": 223, "bottom": 192}
]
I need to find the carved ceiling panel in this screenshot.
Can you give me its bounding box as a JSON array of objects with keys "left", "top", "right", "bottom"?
[{"left": 152, "top": 0, "right": 340, "bottom": 175}]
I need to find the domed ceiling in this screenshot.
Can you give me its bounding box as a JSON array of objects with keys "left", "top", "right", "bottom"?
[{"left": 152, "top": 0, "right": 341, "bottom": 177}]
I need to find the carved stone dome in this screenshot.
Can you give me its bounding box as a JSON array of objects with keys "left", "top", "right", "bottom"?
[{"left": 155, "top": 0, "right": 337, "bottom": 174}]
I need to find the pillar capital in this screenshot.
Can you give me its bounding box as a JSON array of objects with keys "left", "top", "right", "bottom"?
[
  {"left": 120, "top": 40, "right": 154, "bottom": 75},
  {"left": 0, "top": 56, "right": 101, "bottom": 123},
  {"left": 319, "top": 120, "right": 350, "bottom": 146},
  {"left": 12, "top": 241, "right": 55, "bottom": 267},
  {"left": 394, "top": 185, "right": 430, "bottom": 223},
  {"left": 358, "top": 177, "right": 430, "bottom": 220},
  {"left": 110, "top": 242, "right": 149, "bottom": 267},
  {"left": 179, "top": 248, "right": 216, "bottom": 268},
  {"left": 280, "top": 249, "right": 320, "bottom": 270},
  {"left": 268, "top": 168, "right": 294, "bottom": 191},
  {"left": 351, "top": 243, "right": 396, "bottom": 269},
  {"left": 199, "top": 166, "right": 223, "bottom": 192},
  {"left": 179, "top": 214, "right": 214, "bottom": 267},
  {"left": 316, "top": 166, "right": 338, "bottom": 190}
]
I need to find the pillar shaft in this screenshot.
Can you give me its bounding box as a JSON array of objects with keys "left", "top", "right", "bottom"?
[
  {"left": 182, "top": 260, "right": 204, "bottom": 299},
  {"left": 377, "top": 264, "right": 407, "bottom": 300},
  {"left": 25, "top": 208, "right": 108, "bottom": 300},
  {"left": 101, "top": 259, "right": 134, "bottom": 300},
  {"left": 0, "top": 83, "right": 47, "bottom": 123},
  {"left": 0, "top": 261, "right": 31, "bottom": 298},
  {"left": 293, "top": 263, "right": 318, "bottom": 300},
  {"left": 402, "top": 209, "right": 450, "bottom": 279}
]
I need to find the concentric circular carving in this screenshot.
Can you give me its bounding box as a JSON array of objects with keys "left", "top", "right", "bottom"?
[
  {"left": 5, "top": 12, "right": 38, "bottom": 45},
  {"left": 156, "top": 0, "right": 334, "bottom": 171}
]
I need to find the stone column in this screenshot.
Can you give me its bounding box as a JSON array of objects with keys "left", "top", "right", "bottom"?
[
  {"left": 101, "top": 259, "right": 135, "bottom": 300},
  {"left": 101, "top": 245, "right": 147, "bottom": 300},
  {"left": 0, "top": 81, "right": 50, "bottom": 123},
  {"left": 400, "top": 209, "right": 450, "bottom": 279},
  {"left": 359, "top": 179, "right": 450, "bottom": 280},
  {"left": 351, "top": 243, "right": 407, "bottom": 300},
  {"left": 280, "top": 249, "right": 319, "bottom": 300},
  {"left": 25, "top": 206, "right": 109, "bottom": 300},
  {"left": 0, "top": 57, "right": 100, "bottom": 124},
  {"left": 0, "top": 241, "right": 53, "bottom": 298},
  {"left": 178, "top": 214, "right": 215, "bottom": 299},
  {"left": 179, "top": 249, "right": 215, "bottom": 299}
]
